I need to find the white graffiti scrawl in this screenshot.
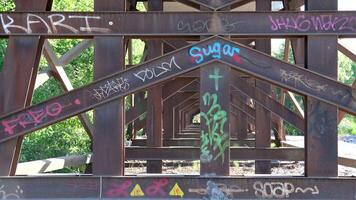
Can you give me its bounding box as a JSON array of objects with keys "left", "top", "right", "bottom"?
[
  {"left": 0, "top": 185, "right": 23, "bottom": 199},
  {"left": 90, "top": 77, "right": 130, "bottom": 101},
  {"left": 133, "top": 56, "right": 181, "bottom": 82}
]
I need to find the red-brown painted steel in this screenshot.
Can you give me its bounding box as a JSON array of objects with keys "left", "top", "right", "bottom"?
[
  {"left": 305, "top": 0, "right": 338, "bottom": 177},
  {"left": 1, "top": 12, "right": 356, "bottom": 37},
  {"left": 0, "top": 0, "right": 52, "bottom": 176},
  {"left": 0, "top": 37, "right": 355, "bottom": 144},
  {"left": 92, "top": 0, "right": 125, "bottom": 175}
]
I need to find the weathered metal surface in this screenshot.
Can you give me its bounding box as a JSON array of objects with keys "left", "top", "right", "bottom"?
[
  {"left": 1, "top": 12, "right": 356, "bottom": 36},
  {"left": 0, "top": 37, "right": 355, "bottom": 144},
  {"left": 92, "top": 0, "right": 126, "bottom": 176},
  {"left": 231, "top": 78, "right": 305, "bottom": 132},
  {"left": 0, "top": 176, "right": 354, "bottom": 199},
  {"left": 188, "top": 0, "right": 243, "bottom": 10},
  {"left": 175, "top": 98, "right": 198, "bottom": 134},
  {"left": 132, "top": 139, "right": 256, "bottom": 147},
  {"left": 162, "top": 78, "right": 196, "bottom": 100},
  {"left": 254, "top": 0, "right": 272, "bottom": 174},
  {"left": 163, "top": 92, "right": 196, "bottom": 139},
  {"left": 200, "top": 63, "right": 230, "bottom": 176},
  {"left": 305, "top": 0, "right": 338, "bottom": 177},
  {"left": 0, "top": 0, "right": 51, "bottom": 176},
  {"left": 125, "top": 147, "right": 303, "bottom": 161}
]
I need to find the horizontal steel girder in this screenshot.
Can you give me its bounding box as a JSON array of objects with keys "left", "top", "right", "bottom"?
[
  {"left": 0, "top": 11, "right": 356, "bottom": 37},
  {"left": 0, "top": 176, "right": 354, "bottom": 199},
  {"left": 0, "top": 36, "right": 355, "bottom": 143}
]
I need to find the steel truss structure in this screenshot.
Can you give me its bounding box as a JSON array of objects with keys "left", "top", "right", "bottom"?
[{"left": 0, "top": 0, "right": 355, "bottom": 199}]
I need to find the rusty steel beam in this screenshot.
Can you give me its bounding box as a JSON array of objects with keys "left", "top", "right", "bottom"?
[
  {"left": 125, "top": 147, "right": 304, "bottom": 161},
  {"left": 162, "top": 77, "right": 196, "bottom": 100},
  {"left": 0, "top": 0, "right": 52, "bottom": 176},
  {"left": 1, "top": 12, "right": 356, "bottom": 36},
  {"left": 146, "top": 0, "right": 164, "bottom": 173},
  {"left": 0, "top": 36, "right": 355, "bottom": 144},
  {"left": 231, "top": 78, "right": 305, "bottom": 132},
  {"left": 0, "top": 176, "right": 354, "bottom": 199},
  {"left": 255, "top": 0, "right": 272, "bottom": 174},
  {"left": 132, "top": 138, "right": 256, "bottom": 147},
  {"left": 185, "top": 0, "right": 245, "bottom": 10},
  {"left": 200, "top": 62, "right": 231, "bottom": 176},
  {"left": 92, "top": 0, "right": 126, "bottom": 176},
  {"left": 163, "top": 92, "right": 196, "bottom": 139},
  {"left": 305, "top": 0, "right": 338, "bottom": 177}
]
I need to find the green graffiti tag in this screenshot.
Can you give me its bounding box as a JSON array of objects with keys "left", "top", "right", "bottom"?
[{"left": 200, "top": 92, "right": 229, "bottom": 163}]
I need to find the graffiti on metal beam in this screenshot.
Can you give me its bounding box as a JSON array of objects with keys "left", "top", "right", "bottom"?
[
  {"left": 0, "top": 14, "right": 111, "bottom": 34},
  {"left": 0, "top": 185, "right": 23, "bottom": 199},
  {"left": 209, "top": 68, "right": 223, "bottom": 91},
  {"left": 189, "top": 42, "right": 242, "bottom": 64},
  {"left": 89, "top": 77, "right": 130, "bottom": 101},
  {"left": 280, "top": 69, "right": 328, "bottom": 93},
  {"left": 269, "top": 14, "right": 356, "bottom": 32},
  {"left": 177, "top": 18, "right": 243, "bottom": 33},
  {"left": 106, "top": 180, "right": 133, "bottom": 197},
  {"left": 64, "top": 179, "right": 99, "bottom": 190},
  {"left": 189, "top": 181, "right": 248, "bottom": 199},
  {"left": 253, "top": 181, "right": 319, "bottom": 199},
  {"left": 1, "top": 99, "right": 81, "bottom": 135},
  {"left": 105, "top": 179, "right": 170, "bottom": 198},
  {"left": 200, "top": 92, "right": 229, "bottom": 164},
  {"left": 133, "top": 56, "right": 181, "bottom": 82},
  {"left": 145, "top": 179, "right": 169, "bottom": 197}
]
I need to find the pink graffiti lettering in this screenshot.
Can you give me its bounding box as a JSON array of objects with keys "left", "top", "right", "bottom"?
[
  {"left": 1, "top": 102, "right": 65, "bottom": 135},
  {"left": 145, "top": 179, "right": 169, "bottom": 197},
  {"left": 106, "top": 180, "right": 132, "bottom": 197},
  {"left": 269, "top": 14, "right": 356, "bottom": 32}
]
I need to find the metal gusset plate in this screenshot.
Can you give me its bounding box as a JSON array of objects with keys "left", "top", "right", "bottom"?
[
  {"left": 0, "top": 36, "right": 355, "bottom": 143},
  {"left": 187, "top": 0, "right": 243, "bottom": 10}
]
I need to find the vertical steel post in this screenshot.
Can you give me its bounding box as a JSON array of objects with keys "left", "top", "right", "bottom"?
[
  {"left": 92, "top": 0, "right": 126, "bottom": 175},
  {"left": 305, "top": 0, "right": 338, "bottom": 176},
  {"left": 200, "top": 63, "right": 230, "bottom": 176}
]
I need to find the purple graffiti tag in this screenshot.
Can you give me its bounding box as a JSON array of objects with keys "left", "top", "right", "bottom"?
[
  {"left": 145, "top": 179, "right": 169, "bottom": 197},
  {"left": 269, "top": 14, "right": 356, "bottom": 32},
  {"left": 106, "top": 180, "right": 133, "bottom": 198}
]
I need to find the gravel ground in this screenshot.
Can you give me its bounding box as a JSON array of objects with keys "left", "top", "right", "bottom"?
[{"left": 124, "top": 161, "right": 356, "bottom": 176}]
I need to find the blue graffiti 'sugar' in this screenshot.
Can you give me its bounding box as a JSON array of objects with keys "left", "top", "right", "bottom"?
[{"left": 189, "top": 41, "right": 241, "bottom": 64}]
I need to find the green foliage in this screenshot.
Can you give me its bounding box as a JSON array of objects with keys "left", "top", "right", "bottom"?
[
  {"left": 0, "top": 0, "right": 15, "bottom": 11},
  {"left": 0, "top": 0, "right": 15, "bottom": 71},
  {"left": 0, "top": 40, "right": 7, "bottom": 72},
  {"left": 51, "top": 0, "right": 93, "bottom": 11},
  {"left": 338, "top": 52, "right": 356, "bottom": 85},
  {"left": 339, "top": 114, "right": 356, "bottom": 135}
]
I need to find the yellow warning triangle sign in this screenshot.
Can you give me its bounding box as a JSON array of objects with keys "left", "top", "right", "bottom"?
[
  {"left": 130, "top": 184, "right": 145, "bottom": 197},
  {"left": 169, "top": 183, "right": 184, "bottom": 198}
]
